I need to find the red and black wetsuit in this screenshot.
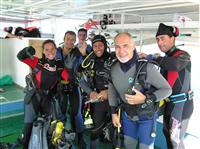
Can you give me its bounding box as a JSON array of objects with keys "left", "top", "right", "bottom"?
[
  {"left": 18, "top": 52, "right": 68, "bottom": 90},
  {"left": 17, "top": 47, "right": 69, "bottom": 149},
  {"left": 154, "top": 46, "right": 193, "bottom": 149}
]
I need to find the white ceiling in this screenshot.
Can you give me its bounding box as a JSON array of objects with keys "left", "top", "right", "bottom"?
[{"left": 0, "top": 0, "right": 199, "bottom": 24}]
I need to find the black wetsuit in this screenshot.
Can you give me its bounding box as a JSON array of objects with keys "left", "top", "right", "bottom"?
[
  {"left": 56, "top": 46, "right": 86, "bottom": 148},
  {"left": 154, "top": 46, "right": 193, "bottom": 149},
  {"left": 80, "top": 51, "right": 111, "bottom": 148},
  {"left": 17, "top": 47, "right": 68, "bottom": 149}
]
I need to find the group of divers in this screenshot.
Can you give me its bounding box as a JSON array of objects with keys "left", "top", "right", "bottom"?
[{"left": 4, "top": 23, "right": 194, "bottom": 149}]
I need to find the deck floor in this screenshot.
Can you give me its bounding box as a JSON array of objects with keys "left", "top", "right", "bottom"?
[
  {"left": 0, "top": 85, "right": 162, "bottom": 149},
  {"left": 0, "top": 84, "right": 24, "bottom": 103}
]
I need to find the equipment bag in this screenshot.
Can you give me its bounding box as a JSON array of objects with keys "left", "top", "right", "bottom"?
[{"left": 15, "top": 27, "right": 41, "bottom": 37}]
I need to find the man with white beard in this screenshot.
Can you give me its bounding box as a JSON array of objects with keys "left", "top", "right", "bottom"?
[{"left": 108, "top": 32, "right": 172, "bottom": 149}]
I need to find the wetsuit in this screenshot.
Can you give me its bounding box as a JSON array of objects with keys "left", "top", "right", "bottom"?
[
  {"left": 17, "top": 47, "right": 69, "bottom": 149},
  {"left": 56, "top": 46, "right": 86, "bottom": 148},
  {"left": 152, "top": 46, "right": 193, "bottom": 149},
  {"left": 108, "top": 50, "right": 172, "bottom": 149},
  {"left": 80, "top": 51, "right": 111, "bottom": 149}
]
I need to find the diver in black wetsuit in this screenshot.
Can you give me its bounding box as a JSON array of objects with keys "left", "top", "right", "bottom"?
[
  {"left": 17, "top": 40, "right": 70, "bottom": 149},
  {"left": 80, "top": 35, "right": 112, "bottom": 149},
  {"left": 139, "top": 23, "right": 193, "bottom": 149},
  {"left": 56, "top": 31, "right": 87, "bottom": 149}
]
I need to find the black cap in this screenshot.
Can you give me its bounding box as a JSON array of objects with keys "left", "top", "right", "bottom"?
[
  {"left": 156, "top": 23, "right": 179, "bottom": 37},
  {"left": 92, "top": 35, "right": 107, "bottom": 50}
]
